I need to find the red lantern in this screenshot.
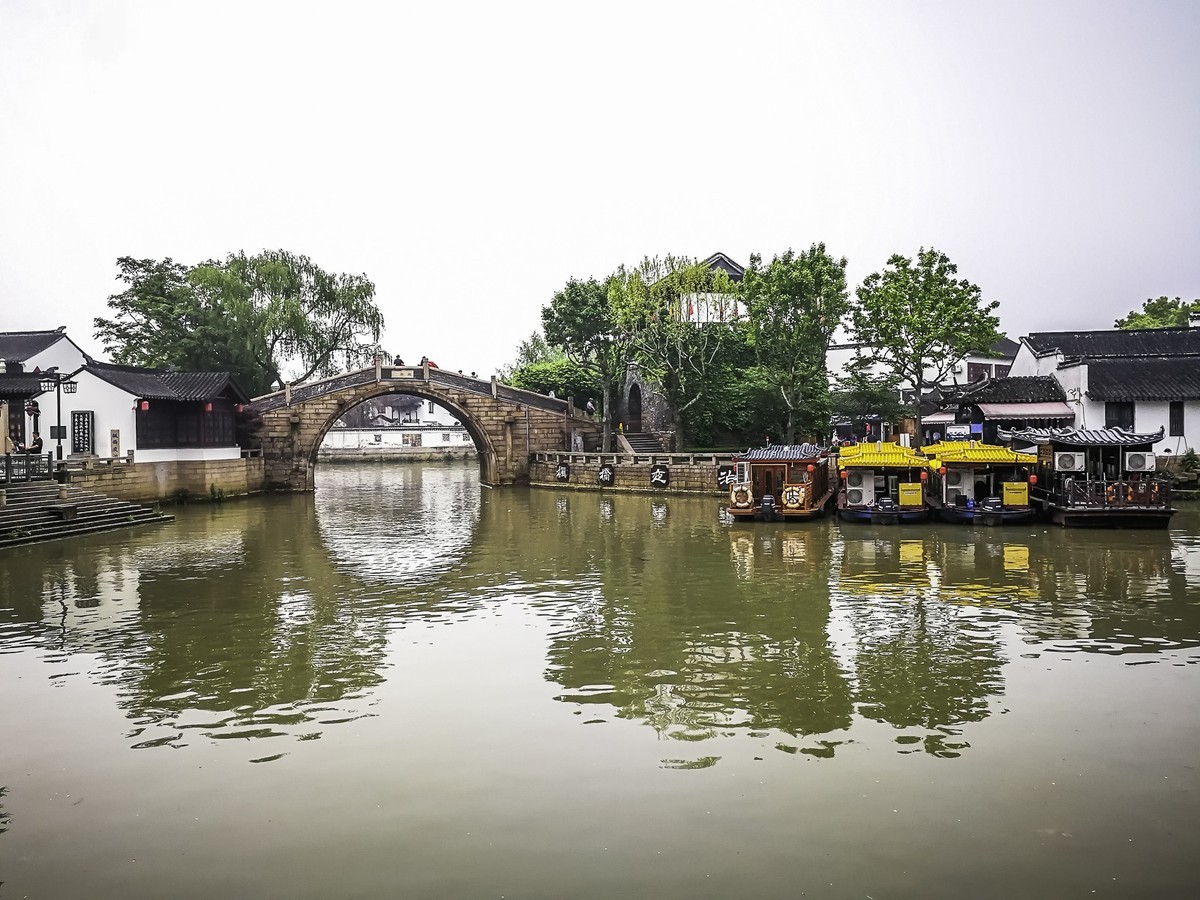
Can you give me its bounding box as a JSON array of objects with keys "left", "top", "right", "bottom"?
[
  {"left": 806, "top": 463, "right": 815, "bottom": 473},
  {"left": 1029, "top": 474, "right": 1038, "bottom": 485},
  {"left": 204, "top": 401, "right": 213, "bottom": 412},
  {"left": 236, "top": 403, "right": 245, "bottom": 413},
  {"left": 920, "top": 470, "right": 928, "bottom": 481},
  {"left": 840, "top": 469, "right": 847, "bottom": 480},
  {"left": 938, "top": 466, "right": 947, "bottom": 476},
  {"left": 139, "top": 400, "right": 149, "bottom": 411}
]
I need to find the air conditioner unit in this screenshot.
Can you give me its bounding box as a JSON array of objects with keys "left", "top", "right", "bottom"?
[
  {"left": 1055, "top": 451, "right": 1085, "bottom": 472},
  {"left": 847, "top": 471, "right": 866, "bottom": 488},
  {"left": 946, "top": 487, "right": 963, "bottom": 504},
  {"left": 1125, "top": 452, "right": 1156, "bottom": 472},
  {"left": 946, "top": 470, "right": 963, "bottom": 486},
  {"left": 847, "top": 488, "right": 865, "bottom": 505}
]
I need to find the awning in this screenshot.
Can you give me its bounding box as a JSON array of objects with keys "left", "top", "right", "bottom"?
[
  {"left": 923, "top": 411, "right": 957, "bottom": 424},
  {"left": 977, "top": 401, "right": 1074, "bottom": 420}
]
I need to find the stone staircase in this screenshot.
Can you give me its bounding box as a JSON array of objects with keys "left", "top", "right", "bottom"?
[
  {"left": 622, "top": 431, "right": 665, "bottom": 454},
  {"left": 0, "top": 481, "right": 174, "bottom": 550}
]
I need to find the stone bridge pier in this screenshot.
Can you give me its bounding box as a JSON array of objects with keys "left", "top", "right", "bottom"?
[{"left": 250, "top": 364, "right": 598, "bottom": 491}]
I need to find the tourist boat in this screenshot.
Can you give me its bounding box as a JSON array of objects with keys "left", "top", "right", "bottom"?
[
  {"left": 997, "top": 426, "right": 1175, "bottom": 528},
  {"left": 726, "top": 444, "right": 834, "bottom": 522},
  {"left": 836, "top": 441, "right": 931, "bottom": 524},
  {"left": 921, "top": 440, "right": 1038, "bottom": 526}
]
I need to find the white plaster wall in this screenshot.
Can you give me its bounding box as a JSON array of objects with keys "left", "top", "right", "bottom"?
[
  {"left": 57, "top": 371, "right": 138, "bottom": 458},
  {"left": 1133, "top": 400, "right": 1197, "bottom": 456},
  {"left": 1007, "top": 344, "right": 1062, "bottom": 377},
  {"left": 27, "top": 336, "right": 90, "bottom": 375},
  {"left": 322, "top": 425, "right": 472, "bottom": 450},
  {"left": 137, "top": 447, "right": 241, "bottom": 462}
]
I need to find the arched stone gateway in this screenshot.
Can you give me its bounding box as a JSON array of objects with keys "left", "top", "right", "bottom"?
[{"left": 250, "top": 363, "right": 598, "bottom": 491}]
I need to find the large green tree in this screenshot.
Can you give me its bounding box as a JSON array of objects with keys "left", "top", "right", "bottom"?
[
  {"left": 1114, "top": 296, "right": 1200, "bottom": 329},
  {"left": 741, "top": 244, "right": 849, "bottom": 443},
  {"left": 849, "top": 247, "right": 999, "bottom": 447},
  {"left": 541, "top": 277, "right": 629, "bottom": 452},
  {"left": 94, "top": 257, "right": 267, "bottom": 392},
  {"left": 94, "top": 251, "right": 384, "bottom": 396},
  {"left": 607, "top": 256, "right": 740, "bottom": 441},
  {"left": 829, "top": 354, "right": 906, "bottom": 435}
]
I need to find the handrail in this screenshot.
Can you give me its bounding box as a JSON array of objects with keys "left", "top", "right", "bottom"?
[
  {"left": 533, "top": 451, "right": 738, "bottom": 466},
  {"left": 1, "top": 452, "right": 54, "bottom": 484}
]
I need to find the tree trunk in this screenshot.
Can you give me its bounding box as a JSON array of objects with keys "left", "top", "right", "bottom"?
[{"left": 785, "top": 406, "right": 796, "bottom": 445}]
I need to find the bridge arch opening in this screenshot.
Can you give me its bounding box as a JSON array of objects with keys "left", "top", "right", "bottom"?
[{"left": 308, "top": 386, "right": 501, "bottom": 485}]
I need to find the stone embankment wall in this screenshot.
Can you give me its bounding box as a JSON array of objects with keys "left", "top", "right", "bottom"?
[
  {"left": 68, "top": 458, "right": 266, "bottom": 502},
  {"left": 318, "top": 448, "right": 477, "bottom": 464},
  {"left": 529, "top": 453, "right": 732, "bottom": 496}
]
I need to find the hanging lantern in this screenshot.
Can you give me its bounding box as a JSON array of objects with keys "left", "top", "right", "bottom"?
[
  {"left": 840, "top": 469, "right": 847, "bottom": 480},
  {"left": 806, "top": 464, "right": 815, "bottom": 473},
  {"left": 938, "top": 466, "right": 947, "bottom": 476},
  {"left": 236, "top": 403, "right": 245, "bottom": 413},
  {"left": 920, "top": 470, "right": 928, "bottom": 481},
  {"left": 204, "top": 402, "right": 213, "bottom": 413},
  {"left": 139, "top": 400, "right": 149, "bottom": 411},
  {"left": 1029, "top": 474, "right": 1038, "bottom": 485}
]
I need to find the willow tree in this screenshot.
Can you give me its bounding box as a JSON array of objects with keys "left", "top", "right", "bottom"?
[
  {"left": 741, "top": 244, "right": 849, "bottom": 444},
  {"left": 541, "top": 277, "right": 628, "bottom": 452},
  {"left": 849, "top": 248, "right": 999, "bottom": 447},
  {"left": 607, "top": 256, "right": 740, "bottom": 442},
  {"left": 191, "top": 250, "right": 384, "bottom": 390}
]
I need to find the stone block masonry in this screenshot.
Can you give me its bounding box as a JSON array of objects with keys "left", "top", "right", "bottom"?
[
  {"left": 68, "top": 458, "right": 266, "bottom": 503},
  {"left": 529, "top": 453, "right": 732, "bottom": 496}
]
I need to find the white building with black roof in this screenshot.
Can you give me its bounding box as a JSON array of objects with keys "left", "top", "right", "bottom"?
[{"left": 1008, "top": 325, "right": 1200, "bottom": 456}]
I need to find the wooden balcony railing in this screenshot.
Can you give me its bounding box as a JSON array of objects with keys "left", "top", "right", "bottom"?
[{"left": 1062, "top": 478, "right": 1171, "bottom": 508}]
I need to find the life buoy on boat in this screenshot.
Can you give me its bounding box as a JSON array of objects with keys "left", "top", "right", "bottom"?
[
  {"left": 783, "top": 486, "right": 803, "bottom": 509},
  {"left": 731, "top": 487, "right": 753, "bottom": 509},
  {"left": 1105, "top": 484, "right": 1116, "bottom": 504}
]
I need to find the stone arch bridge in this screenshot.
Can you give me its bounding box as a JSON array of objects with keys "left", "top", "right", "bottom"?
[{"left": 250, "top": 361, "right": 599, "bottom": 491}]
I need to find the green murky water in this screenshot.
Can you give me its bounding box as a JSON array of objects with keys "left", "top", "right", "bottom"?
[{"left": 2, "top": 462, "right": 1198, "bottom": 898}]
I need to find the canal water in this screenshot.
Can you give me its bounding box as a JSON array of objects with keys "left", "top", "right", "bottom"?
[{"left": 1, "top": 462, "right": 1198, "bottom": 899}]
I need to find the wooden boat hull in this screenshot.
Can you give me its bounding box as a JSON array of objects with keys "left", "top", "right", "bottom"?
[
  {"left": 839, "top": 506, "right": 929, "bottom": 525},
  {"left": 1049, "top": 506, "right": 1175, "bottom": 529},
  {"left": 936, "top": 507, "right": 1036, "bottom": 526},
  {"left": 728, "top": 489, "right": 834, "bottom": 523}
]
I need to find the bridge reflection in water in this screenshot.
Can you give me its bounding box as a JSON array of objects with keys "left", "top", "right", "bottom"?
[{"left": 1, "top": 463, "right": 1198, "bottom": 898}]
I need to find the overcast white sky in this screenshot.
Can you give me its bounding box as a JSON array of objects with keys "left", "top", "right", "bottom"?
[{"left": 2, "top": 0, "right": 1198, "bottom": 376}]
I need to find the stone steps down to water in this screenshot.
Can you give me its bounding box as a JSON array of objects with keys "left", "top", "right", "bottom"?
[
  {"left": 622, "top": 432, "right": 665, "bottom": 453},
  {"left": 0, "top": 481, "right": 174, "bottom": 549}
]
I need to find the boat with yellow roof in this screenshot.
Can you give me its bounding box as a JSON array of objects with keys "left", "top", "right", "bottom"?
[
  {"left": 921, "top": 440, "right": 1038, "bottom": 526},
  {"left": 836, "top": 441, "right": 931, "bottom": 524}
]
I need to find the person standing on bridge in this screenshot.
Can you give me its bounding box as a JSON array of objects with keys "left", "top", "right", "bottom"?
[{"left": 586, "top": 399, "right": 596, "bottom": 417}]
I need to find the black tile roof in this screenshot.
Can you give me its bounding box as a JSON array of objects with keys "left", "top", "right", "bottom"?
[
  {"left": 998, "top": 426, "right": 1164, "bottom": 447},
  {"left": 88, "top": 362, "right": 250, "bottom": 403},
  {"left": 1023, "top": 327, "right": 1200, "bottom": 359},
  {"left": 0, "top": 330, "right": 65, "bottom": 363},
  {"left": 736, "top": 443, "right": 826, "bottom": 461},
  {"left": 986, "top": 336, "right": 1020, "bottom": 357},
  {"left": 702, "top": 251, "right": 746, "bottom": 283},
  {"left": 1086, "top": 357, "right": 1200, "bottom": 401},
  {"left": 0, "top": 373, "right": 45, "bottom": 397},
  {"left": 953, "top": 375, "right": 1066, "bottom": 404}
]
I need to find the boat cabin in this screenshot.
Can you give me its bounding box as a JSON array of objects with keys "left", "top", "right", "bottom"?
[
  {"left": 997, "top": 426, "right": 1174, "bottom": 528},
  {"left": 836, "top": 441, "right": 932, "bottom": 524},
  {"left": 727, "top": 444, "right": 833, "bottom": 521},
  {"left": 921, "top": 440, "right": 1038, "bottom": 525}
]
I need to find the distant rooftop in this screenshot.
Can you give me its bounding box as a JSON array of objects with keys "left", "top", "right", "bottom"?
[
  {"left": 0, "top": 328, "right": 68, "bottom": 363},
  {"left": 1023, "top": 326, "right": 1200, "bottom": 359}
]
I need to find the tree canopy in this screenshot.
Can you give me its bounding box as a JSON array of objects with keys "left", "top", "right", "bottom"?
[
  {"left": 608, "top": 256, "right": 741, "bottom": 438},
  {"left": 741, "top": 244, "right": 849, "bottom": 443},
  {"left": 1114, "top": 296, "right": 1200, "bottom": 329},
  {"left": 541, "top": 277, "right": 628, "bottom": 451},
  {"left": 94, "top": 251, "right": 384, "bottom": 396},
  {"left": 849, "top": 247, "right": 999, "bottom": 446}
]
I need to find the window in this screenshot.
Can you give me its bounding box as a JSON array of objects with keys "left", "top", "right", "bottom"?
[
  {"left": 402, "top": 433, "right": 422, "bottom": 447},
  {"left": 373, "top": 433, "right": 382, "bottom": 443},
  {"left": 1105, "top": 401, "right": 1135, "bottom": 430},
  {"left": 1169, "top": 401, "right": 1184, "bottom": 437},
  {"left": 442, "top": 433, "right": 451, "bottom": 443},
  {"left": 993, "top": 365, "right": 1011, "bottom": 378},
  {"left": 967, "top": 362, "right": 992, "bottom": 382}
]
